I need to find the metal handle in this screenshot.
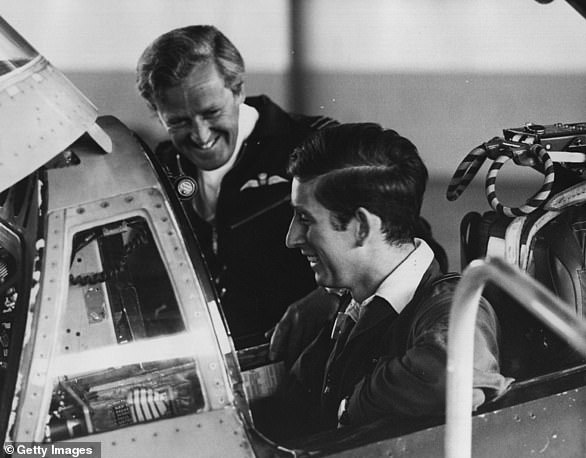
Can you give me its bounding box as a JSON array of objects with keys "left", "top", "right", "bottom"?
[{"left": 445, "top": 257, "right": 586, "bottom": 458}]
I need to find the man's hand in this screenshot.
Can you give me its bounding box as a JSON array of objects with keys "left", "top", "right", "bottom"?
[{"left": 268, "top": 288, "right": 339, "bottom": 367}]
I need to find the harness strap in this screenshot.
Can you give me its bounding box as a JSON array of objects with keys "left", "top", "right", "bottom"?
[
  {"left": 485, "top": 145, "right": 555, "bottom": 217},
  {"left": 504, "top": 216, "right": 526, "bottom": 267},
  {"left": 446, "top": 144, "right": 489, "bottom": 201},
  {"left": 545, "top": 180, "right": 586, "bottom": 211},
  {"left": 520, "top": 211, "right": 562, "bottom": 271}
]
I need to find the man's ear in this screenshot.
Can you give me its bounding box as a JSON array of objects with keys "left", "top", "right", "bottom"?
[
  {"left": 354, "top": 208, "right": 372, "bottom": 246},
  {"left": 354, "top": 207, "right": 383, "bottom": 246},
  {"left": 234, "top": 82, "right": 245, "bottom": 104}
]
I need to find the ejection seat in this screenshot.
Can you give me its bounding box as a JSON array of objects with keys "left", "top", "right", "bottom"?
[{"left": 457, "top": 172, "right": 586, "bottom": 381}]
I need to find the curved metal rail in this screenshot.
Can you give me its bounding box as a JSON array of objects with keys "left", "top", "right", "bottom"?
[{"left": 445, "top": 257, "right": 586, "bottom": 458}]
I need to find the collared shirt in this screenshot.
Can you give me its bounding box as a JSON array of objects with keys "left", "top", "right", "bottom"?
[{"left": 344, "top": 238, "right": 434, "bottom": 321}]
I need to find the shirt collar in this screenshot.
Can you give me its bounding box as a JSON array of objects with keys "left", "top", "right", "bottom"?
[
  {"left": 376, "top": 238, "right": 434, "bottom": 314},
  {"left": 199, "top": 103, "right": 258, "bottom": 181},
  {"left": 345, "top": 238, "right": 434, "bottom": 319}
]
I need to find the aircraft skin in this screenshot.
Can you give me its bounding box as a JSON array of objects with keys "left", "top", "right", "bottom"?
[{"left": 2, "top": 116, "right": 263, "bottom": 457}]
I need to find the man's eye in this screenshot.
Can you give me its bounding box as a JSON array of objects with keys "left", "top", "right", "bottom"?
[
  {"left": 165, "top": 120, "right": 188, "bottom": 130},
  {"left": 205, "top": 109, "right": 222, "bottom": 119},
  {"left": 298, "top": 213, "right": 311, "bottom": 225}
]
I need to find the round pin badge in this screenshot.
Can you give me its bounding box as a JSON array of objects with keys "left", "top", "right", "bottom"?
[{"left": 175, "top": 176, "right": 198, "bottom": 199}]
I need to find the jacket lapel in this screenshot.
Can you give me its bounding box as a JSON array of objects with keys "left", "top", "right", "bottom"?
[
  {"left": 341, "top": 259, "right": 443, "bottom": 348},
  {"left": 346, "top": 296, "right": 398, "bottom": 344},
  {"left": 325, "top": 296, "right": 398, "bottom": 388}
]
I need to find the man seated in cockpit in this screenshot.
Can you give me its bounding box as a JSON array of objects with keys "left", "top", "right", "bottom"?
[
  {"left": 136, "top": 25, "right": 448, "bottom": 354},
  {"left": 277, "top": 123, "right": 512, "bottom": 436}
]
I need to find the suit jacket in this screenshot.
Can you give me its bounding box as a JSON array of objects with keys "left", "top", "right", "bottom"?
[{"left": 284, "top": 260, "right": 511, "bottom": 434}]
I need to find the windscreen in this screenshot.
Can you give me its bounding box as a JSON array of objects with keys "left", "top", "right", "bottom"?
[
  {"left": 0, "top": 15, "right": 98, "bottom": 194},
  {"left": 0, "top": 15, "right": 37, "bottom": 76}
]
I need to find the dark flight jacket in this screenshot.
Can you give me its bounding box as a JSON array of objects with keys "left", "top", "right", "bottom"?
[
  {"left": 156, "top": 95, "right": 336, "bottom": 347},
  {"left": 285, "top": 260, "right": 511, "bottom": 433}
]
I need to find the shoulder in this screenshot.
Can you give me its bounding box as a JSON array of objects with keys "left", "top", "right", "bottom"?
[
  {"left": 246, "top": 95, "right": 338, "bottom": 136},
  {"left": 427, "top": 272, "right": 461, "bottom": 299},
  {"left": 417, "top": 272, "right": 497, "bottom": 326},
  {"left": 401, "top": 272, "right": 459, "bottom": 328}
]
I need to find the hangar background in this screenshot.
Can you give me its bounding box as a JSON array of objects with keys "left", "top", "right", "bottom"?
[{"left": 3, "top": 0, "right": 586, "bottom": 270}]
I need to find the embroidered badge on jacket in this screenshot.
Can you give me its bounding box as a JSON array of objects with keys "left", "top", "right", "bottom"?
[{"left": 240, "top": 172, "right": 289, "bottom": 191}]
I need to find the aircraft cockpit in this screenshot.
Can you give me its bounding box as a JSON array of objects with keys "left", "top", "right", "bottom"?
[{"left": 0, "top": 16, "right": 256, "bottom": 452}]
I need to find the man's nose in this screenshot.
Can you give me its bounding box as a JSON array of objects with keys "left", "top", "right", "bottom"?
[
  {"left": 190, "top": 118, "right": 212, "bottom": 144},
  {"left": 286, "top": 218, "right": 305, "bottom": 249}
]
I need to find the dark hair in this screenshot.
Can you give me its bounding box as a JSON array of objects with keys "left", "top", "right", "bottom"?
[
  {"left": 288, "top": 123, "right": 428, "bottom": 244},
  {"left": 136, "top": 25, "right": 245, "bottom": 111}
]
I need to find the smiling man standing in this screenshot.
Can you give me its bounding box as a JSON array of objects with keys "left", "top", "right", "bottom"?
[
  {"left": 278, "top": 123, "right": 511, "bottom": 437},
  {"left": 136, "top": 25, "right": 338, "bottom": 348}
]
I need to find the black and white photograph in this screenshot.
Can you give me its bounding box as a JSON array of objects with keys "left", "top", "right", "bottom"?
[{"left": 1, "top": 1, "right": 586, "bottom": 456}]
